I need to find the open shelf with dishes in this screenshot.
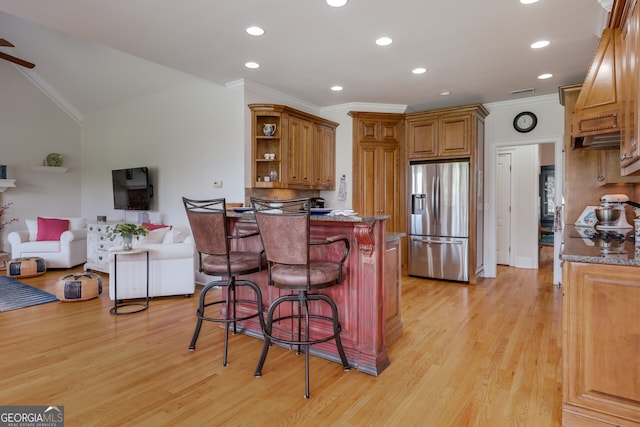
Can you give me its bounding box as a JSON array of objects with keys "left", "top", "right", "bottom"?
[{"left": 251, "top": 106, "right": 283, "bottom": 188}]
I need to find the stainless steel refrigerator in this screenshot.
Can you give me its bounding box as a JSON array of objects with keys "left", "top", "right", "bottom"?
[{"left": 409, "top": 160, "right": 469, "bottom": 282}]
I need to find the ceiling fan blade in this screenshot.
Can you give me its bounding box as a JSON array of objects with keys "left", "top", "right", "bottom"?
[
  {"left": 0, "top": 51, "right": 35, "bottom": 68},
  {"left": 0, "top": 38, "right": 15, "bottom": 47}
]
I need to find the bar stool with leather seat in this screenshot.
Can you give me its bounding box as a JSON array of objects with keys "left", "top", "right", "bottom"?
[
  {"left": 183, "top": 197, "right": 266, "bottom": 366},
  {"left": 250, "top": 197, "right": 350, "bottom": 398}
]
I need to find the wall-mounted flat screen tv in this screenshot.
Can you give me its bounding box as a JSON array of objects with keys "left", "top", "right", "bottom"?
[{"left": 112, "top": 167, "right": 153, "bottom": 210}]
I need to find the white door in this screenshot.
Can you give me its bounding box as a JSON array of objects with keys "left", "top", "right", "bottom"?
[{"left": 496, "top": 152, "right": 512, "bottom": 265}]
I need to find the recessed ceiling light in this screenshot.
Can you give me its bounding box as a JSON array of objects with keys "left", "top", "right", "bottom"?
[
  {"left": 531, "top": 40, "right": 550, "bottom": 49},
  {"left": 520, "top": 0, "right": 539, "bottom": 4},
  {"left": 412, "top": 67, "right": 427, "bottom": 74},
  {"left": 327, "top": 0, "right": 348, "bottom": 6},
  {"left": 245, "top": 62, "right": 260, "bottom": 69},
  {"left": 246, "top": 26, "right": 265, "bottom": 36},
  {"left": 439, "top": 91, "right": 451, "bottom": 96},
  {"left": 376, "top": 37, "right": 393, "bottom": 46},
  {"left": 331, "top": 85, "right": 343, "bottom": 91},
  {"left": 538, "top": 73, "right": 553, "bottom": 79}
]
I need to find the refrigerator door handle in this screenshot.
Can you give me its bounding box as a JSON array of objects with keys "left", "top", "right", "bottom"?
[
  {"left": 435, "top": 175, "right": 441, "bottom": 224},
  {"left": 416, "top": 238, "right": 465, "bottom": 245},
  {"left": 431, "top": 176, "right": 437, "bottom": 224}
]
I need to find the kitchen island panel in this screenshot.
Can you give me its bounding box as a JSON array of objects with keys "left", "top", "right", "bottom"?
[{"left": 227, "top": 216, "right": 399, "bottom": 375}]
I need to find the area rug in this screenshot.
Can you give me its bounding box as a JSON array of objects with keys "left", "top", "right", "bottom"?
[{"left": 0, "top": 276, "right": 58, "bottom": 312}]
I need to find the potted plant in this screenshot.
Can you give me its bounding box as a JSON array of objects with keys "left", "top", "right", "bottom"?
[
  {"left": 107, "top": 223, "right": 148, "bottom": 250},
  {"left": 0, "top": 202, "right": 17, "bottom": 231},
  {"left": 0, "top": 202, "right": 17, "bottom": 260}
]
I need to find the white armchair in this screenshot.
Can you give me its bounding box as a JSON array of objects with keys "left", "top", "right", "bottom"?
[{"left": 8, "top": 217, "right": 88, "bottom": 269}]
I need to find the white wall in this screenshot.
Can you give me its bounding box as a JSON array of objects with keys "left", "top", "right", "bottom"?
[
  {"left": 0, "top": 62, "right": 82, "bottom": 252},
  {"left": 484, "top": 94, "right": 564, "bottom": 284},
  {"left": 81, "top": 79, "right": 244, "bottom": 227}
]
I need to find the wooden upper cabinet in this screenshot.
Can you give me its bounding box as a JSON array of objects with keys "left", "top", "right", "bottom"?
[
  {"left": 572, "top": 28, "right": 624, "bottom": 138},
  {"left": 407, "top": 106, "right": 484, "bottom": 160},
  {"left": 440, "top": 113, "right": 472, "bottom": 156},
  {"left": 249, "top": 104, "right": 338, "bottom": 190},
  {"left": 357, "top": 118, "right": 402, "bottom": 143},
  {"left": 285, "top": 115, "right": 312, "bottom": 187},
  {"left": 622, "top": 0, "right": 640, "bottom": 174},
  {"left": 407, "top": 117, "right": 437, "bottom": 158},
  {"left": 312, "top": 124, "right": 336, "bottom": 189}
]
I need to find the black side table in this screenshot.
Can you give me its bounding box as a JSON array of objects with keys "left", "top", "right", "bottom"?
[{"left": 110, "top": 248, "right": 149, "bottom": 315}]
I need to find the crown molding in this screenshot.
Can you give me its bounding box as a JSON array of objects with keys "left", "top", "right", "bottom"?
[
  {"left": 227, "top": 79, "right": 322, "bottom": 115},
  {"left": 484, "top": 93, "right": 558, "bottom": 112},
  {"left": 321, "top": 102, "right": 407, "bottom": 114},
  {"left": 227, "top": 79, "right": 408, "bottom": 115}
]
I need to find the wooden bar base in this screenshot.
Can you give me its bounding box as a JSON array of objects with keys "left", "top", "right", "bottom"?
[{"left": 227, "top": 215, "right": 402, "bottom": 376}]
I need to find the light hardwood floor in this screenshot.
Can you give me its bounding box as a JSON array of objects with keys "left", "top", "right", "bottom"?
[{"left": 0, "top": 247, "right": 561, "bottom": 426}]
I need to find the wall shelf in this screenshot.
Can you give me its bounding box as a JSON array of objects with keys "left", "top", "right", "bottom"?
[
  {"left": 30, "top": 165, "right": 69, "bottom": 174},
  {"left": 0, "top": 179, "right": 16, "bottom": 192}
]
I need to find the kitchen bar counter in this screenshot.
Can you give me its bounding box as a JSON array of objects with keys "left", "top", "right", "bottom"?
[
  {"left": 225, "top": 214, "right": 402, "bottom": 376},
  {"left": 226, "top": 211, "right": 389, "bottom": 222},
  {"left": 560, "top": 226, "right": 640, "bottom": 266}
]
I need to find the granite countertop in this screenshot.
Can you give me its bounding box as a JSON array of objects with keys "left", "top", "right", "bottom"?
[
  {"left": 386, "top": 232, "right": 406, "bottom": 241},
  {"left": 561, "top": 226, "right": 640, "bottom": 266},
  {"left": 227, "top": 211, "right": 390, "bottom": 223}
]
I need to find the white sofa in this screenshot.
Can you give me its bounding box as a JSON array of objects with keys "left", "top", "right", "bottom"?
[
  {"left": 8, "top": 217, "right": 87, "bottom": 269},
  {"left": 108, "top": 225, "right": 196, "bottom": 300}
]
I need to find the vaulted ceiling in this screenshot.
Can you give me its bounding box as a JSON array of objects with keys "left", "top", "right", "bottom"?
[{"left": 0, "top": 0, "right": 607, "bottom": 117}]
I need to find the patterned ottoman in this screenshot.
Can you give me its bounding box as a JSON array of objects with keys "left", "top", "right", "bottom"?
[
  {"left": 7, "top": 257, "right": 46, "bottom": 278},
  {"left": 56, "top": 273, "right": 103, "bottom": 302}
]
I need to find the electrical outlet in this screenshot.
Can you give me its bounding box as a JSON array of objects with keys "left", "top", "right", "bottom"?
[{"left": 213, "top": 179, "right": 223, "bottom": 188}]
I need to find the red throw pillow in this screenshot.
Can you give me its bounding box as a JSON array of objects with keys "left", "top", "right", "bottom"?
[
  {"left": 142, "top": 222, "right": 171, "bottom": 231},
  {"left": 37, "top": 217, "right": 70, "bottom": 241}
]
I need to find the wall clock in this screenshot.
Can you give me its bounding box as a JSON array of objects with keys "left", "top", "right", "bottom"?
[{"left": 513, "top": 111, "right": 537, "bottom": 133}]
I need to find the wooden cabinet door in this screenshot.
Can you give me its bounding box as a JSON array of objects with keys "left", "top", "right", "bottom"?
[
  {"left": 439, "top": 113, "right": 471, "bottom": 157},
  {"left": 379, "top": 120, "right": 402, "bottom": 143},
  {"left": 312, "top": 124, "right": 335, "bottom": 189},
  {"left": 384, "top": 236, "right": 402, "bottom": 346},
  {"left": 358, "top": 119, "right": 381, "bottom": 141},
  {"left": 358, "top": 143, "right": 380, "bottom": 218},
  {"left": 622, "top": 0, "right": 640, "bottom": 175},
  {"left": 379, "top": 143, "right": 400, "bottom": 224},
  {"left": 563, "top": 262, "right": 640, "bottom": 425},
  {"left": 285, "top": 115, "right": 312, "bottom": 187},
  {"left": 357, "top": 143, "right": 399, "bottom": 221},
  {"left": 408, "top": 118, "right": 437, "bottom": 159},
  {"left": 351, "top": 112, "right": 404, "bottom": 232},
  {"left": 408, "top": 112, "right": 471, "bottom": 159}
]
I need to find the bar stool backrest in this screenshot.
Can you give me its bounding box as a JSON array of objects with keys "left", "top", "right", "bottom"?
[
  {"left": 252, "top": 198, "right": 309, "bottom": 267},
  {"left": 182, "top": 197, "right": 229, "bottom": 270}
]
